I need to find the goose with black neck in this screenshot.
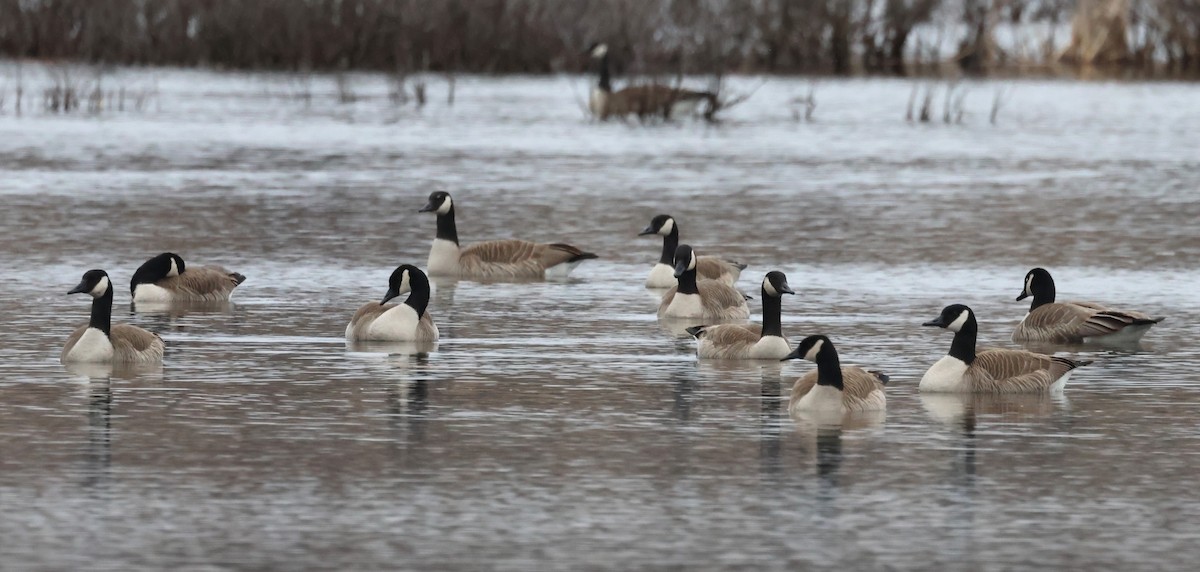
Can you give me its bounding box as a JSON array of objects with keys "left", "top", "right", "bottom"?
[
  {"left": 640, "top": 214, "right": 745, "bottom": 288},
  {"left": 1012, "top": 267, "right": 1163, "bottom": 344},
  {"left": 420, "top": 191, "right": 597, "bottom": 281},
  {"left": 922, "top": 304, "right": 1089, "bottom": 393},
  {"left": 346, "top": 265, "right": 439, "bottom": 342},
  {"left": 657, "top": 244, "right": 749, "bottom": 321},
  {"left": 686, "top": 271, "right": 792, "bottom": 359},
  {"left": 63, "top": 269, "right": 165, "bottom": 364},
  {"left": 782, "top": 335, "right": 888, "bottom": 414},
  {"left": 130, "top": 252, "right": 246, "bottom": 303}
]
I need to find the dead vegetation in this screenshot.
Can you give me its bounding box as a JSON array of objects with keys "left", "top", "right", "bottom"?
[
  {"left": 906, "top": 81, "right": 995, "bottom": 125},
  {"left": 0, "top": 62, "right": 157, "bottom": 116},
  {"left": 1, "top": 1, "right": 1198, "bottom": 78}
]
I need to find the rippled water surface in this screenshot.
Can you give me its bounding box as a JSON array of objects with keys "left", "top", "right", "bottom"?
[{"left": 2, "top": 70, "right": 1199, "bottom": 570}]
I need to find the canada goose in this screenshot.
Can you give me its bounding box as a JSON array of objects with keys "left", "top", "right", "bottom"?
[
  {"left": 130, "top": 252, "right": 246, "bottom": 303},
  {"left": 921, "top": 304, "right": 1090, "bottom": 393},
  {"left": 346, "top": 265, "right": 439, "bottom": 342},
  {"left": 782, "top": 335, "right": 888, "bottom": 414},
  {"left": 587, "top": 43, "right": 717, "bottom": 121},
  {"left": 686, "top": 271, "right": 793, "bottom": 359},
  {"left": 63, "top": 269, "right": 165, "bottom": 364},
  {"left": 658, "top": 244, "right": 750, "bottom": 320},
  {"left": 419, "top": 191, "right": 597, "bottom": 281},
  {"left": 639, "top": 214, "right": 745, "bottom": 288},
  {"left": 1013, "top": 267, "right": 1164, "bottom": 344}
]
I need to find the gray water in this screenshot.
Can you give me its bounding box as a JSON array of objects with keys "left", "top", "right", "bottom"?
[{"left": 2, "top": 69, "right": 1199, "bottom": 570}]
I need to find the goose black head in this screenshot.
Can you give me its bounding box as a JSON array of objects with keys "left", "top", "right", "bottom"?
[
  {"left": 762, "top": 271, "right": 794, "bottom": 298},
  {"left": 672, "top": 244, "right": 697, "bottom": 278},
  {"left": 1017, "top": 267, "right": 1054, "bottom": 302},
  {"left": 782, "top": 334, "right": 832, "bottom": 362},
  {"left": 639, "top": 214, "right": 676, "bottom": 237},
  {"left": 923, "top": 304, "right": 974, "bottom": 332},
  {"left": 381, "top": 264, "right": 421, "bottom": 305},
  {"left": 69, "top": 269, "right": 112, "bottom": 298},
  {"left": 419, "top": 191, "right": 453, "bottom": 215},
  {"left": 130, "top": 252, "right": 185, "bottom": 295}
]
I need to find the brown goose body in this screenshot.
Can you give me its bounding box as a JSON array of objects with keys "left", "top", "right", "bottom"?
[
  {"left": 588, "top": 43, "right": 716, "bottom": 121},
  {"left": 658, "top": 279, "right": 749, "bottom": 321},
  {"left": 422, "top": 192, "right": 596, "bottom": 281},
  {"left": 923, "top": 304, "right": 1089, "bottom": 394},
  {"left": 346, "top": 304, "right": 439, "bottom": 342},
  {"left": 594, "top": 85, "right": 716, "bottom": 121},
  {"left": 448, "top": 239, "right": 595, "bottom": 281},
  {"left": 640, "top": 214, "right": 744, "bottom": 288},
  {"left": 789, "top": 368, "right": 889, "bottom": 414},
  {"left": 688, "top": 271, "right": 793, "bottom": 359},
  {"left": 658, "top": 245, "right": 749, "bottom": 320},
  {"left": 64, "top": 269, "right": 165, "bottom": 364},
  {"left": 1015, "top": 301, "right": 1162, "bottom": 344},
  {"left": 1013, "top": 267, "right": 1162, "bottom": 344},
  {"left": 138, "top": 265, "right": 245, "bottom": 302},
  {"left": 131, "top": 253, "right": 245, "bottom": 303},
  {"left": 345, "top": 265, "right": 439, "bottom": 342},
  {"left": 783, "top": 336, "right": 888, "bottom": 415},
  {"left": 62, "top": 323, "right": 165, "bottom": 363}
]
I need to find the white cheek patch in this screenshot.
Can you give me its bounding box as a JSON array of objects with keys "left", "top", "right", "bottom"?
[
  {"left": 688, "top": 253, "right": 697, "bottom": 270},
  {"left": 399, "top": 270, "right": 412, "bottom": 295},
  {"left": 168, "top": 258, "right": 180, "bottom": 277},
  {"left": 592, "top": 44, "right": 608, "bottom": 58},
  {"left": 659, "top": 218, "right": 674, "bottom": 236},
  {"left": 803, "top": 339, "right": 824, "bottom": 362},
  {"left": 1024, "top": 274, "right": 1034, "bottom": 296},
  {"left": 763, "top": 278, "right": 778, "bottom": 297},
  {"left": 90, "top": 276, "right": 110, "bottom": 298},
  {"left": 436, "top": 196, "right": 452, "bottom": 215},
  {"left": 947, "top": 309, "right": 970, "bottom": 332}
]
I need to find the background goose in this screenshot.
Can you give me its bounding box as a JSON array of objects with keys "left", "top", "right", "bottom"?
[
  {"left": 1013, "top": 267, "right": 1163, "bottom": 344},
  {"left": 63, "top": 269, "right": 164, "bottom": 363},
  {"left": 922, "top": 304, "right": 1090, "bottom": 393},
  {"left": 131, "top": 252, "right": 246, "bottom": 303},
  {"left": 640, "top": 214, "right": 745, "bottom": 288},
  {"left": 346, "top": 265, "right": 439, "bottom": 342},
  {"left": 419, "top": 191, "right": 597, "bottom": 281},
  {"left": 658, "top": 244, "right": 749, "bottom": 320},
  {"left": 686, "top": 271, "right": 792, "bottom": 359},
  {"left": 783, "top": 335, "right": 888, "bottom": 414},
  {"left": 587, "top": 43, "right": 717, "bottom": 121}
]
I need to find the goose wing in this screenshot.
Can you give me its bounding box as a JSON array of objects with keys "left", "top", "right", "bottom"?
[
  {"left": 611, "top": 85, "right": 716, "bottom": 117},
  {"left": 841, "top": 367, "right": 888, "bottom": 409},
  {"left": 109, "top": 324, "right": 164, "bottom": 362},
  {"left": 656, "top": 286, "right": 678, "bottom": 318},
  {"left": 61, "top": 324, "right": 88, "bottom": 362},
  {"left": 693, "top": 324, "right": 762, "bottom": 358},
  {"left": 967, "top": 349, "right": 1076, "bottom": 393},
  {"left": 697, "top": 280, "right": 751, "bottom": 319},
  {"left": 788, "top": 370, "right": 819, "bottom": 410},
  {"left": 346, "top": 302, "right": 396, "bottom": 340},
  {"left": 1021, "top": 301, "right": 1160, "bottom": 342},
  {"left": 460, "top": 239, "right": 593, "bottom": 279},
  {"left": 416, "top": 311, "right": 439, "bottom": 342},
  {"left": 1064, "top": 300, "right": 1162, "bottom": 337},
  {"left": 157, "top": 265, "right": 245, "bottom": 300},
  {"left": 696, "top": 255, "right": 746, "bottom": 284}
]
